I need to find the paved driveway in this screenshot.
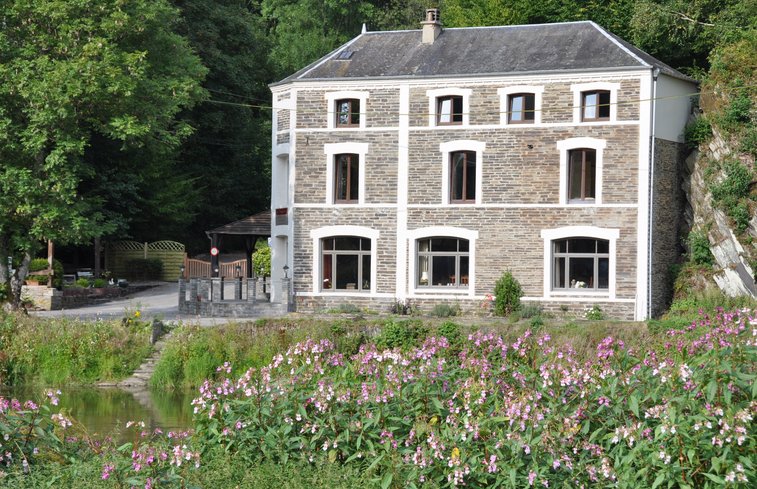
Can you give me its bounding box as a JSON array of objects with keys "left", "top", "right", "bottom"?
[
  {"left": 32, "top": 282, "right": 279, "bottom": 325},
  {"left": 34, "top": 282, "right": 180, "bottom": 321}
]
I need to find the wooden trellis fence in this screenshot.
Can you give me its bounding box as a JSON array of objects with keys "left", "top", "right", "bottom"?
[{"left": 105, "top": 240, "right": 186, "bottom": 282}]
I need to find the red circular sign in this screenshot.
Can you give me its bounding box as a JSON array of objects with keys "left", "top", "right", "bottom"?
[{"left": 210, "top": 247, "right": 219, "bottom": 256}]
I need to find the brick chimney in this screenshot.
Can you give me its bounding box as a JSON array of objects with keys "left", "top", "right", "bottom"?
[{"left": 421, "top": 8, "right": 442, "bottom": 44}]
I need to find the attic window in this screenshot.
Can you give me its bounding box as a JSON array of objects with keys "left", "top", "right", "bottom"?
[{"left": 336, "top": 50, "right": 354, "bottom": 60}]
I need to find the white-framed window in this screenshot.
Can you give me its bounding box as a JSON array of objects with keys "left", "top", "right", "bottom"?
[
  {"left": 571, "top": 82, "right": 620, "bottom": 123},
  {"left": 556, "top": 137, "right": 606, "bottom": 205},
  {"left": 407, "top": 226, "right": 478, "bottom": 295},
  {"left": 324, "top": 142, "right": 368, "bottom": 204},
  {"left": 310, "top": 226, "right": 379, "bottom": 294},
  {"left": 497, "top": 85, "right": 545, "bottom": 125},
  {"left": 440, "top": 140, "right": 485, "bottom": 205},
  {"left": 540, "top": 226, "right": 619, "bottom": 299},
  {"left": 427, "top": 88, "right": 472, "bottom": 127},
  {"left": 325, "top": 91, "right": 369, "bottom": 129}
]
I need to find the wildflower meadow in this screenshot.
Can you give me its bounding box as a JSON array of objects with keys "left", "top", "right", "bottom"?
[{"left": 1, "top": 308, "right": 755, "bottom": 488}]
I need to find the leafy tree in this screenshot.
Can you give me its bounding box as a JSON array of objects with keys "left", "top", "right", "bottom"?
[
  {"left": 0, "top": 0, "right": 206, "bottom": 307},
  {"left": 174, "top": 0, "right": 275, "bottom": 252},
  {"left": 262, "top": 0, "right": 375, "bottom": 78}
]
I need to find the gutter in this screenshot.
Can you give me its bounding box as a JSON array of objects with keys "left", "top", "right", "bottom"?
[{"left": 647, "top": 67, "right": 660, "bottom": 319}]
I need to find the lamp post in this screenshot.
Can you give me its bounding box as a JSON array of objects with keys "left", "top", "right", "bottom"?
[
  {"left": 179, "top": 264, "right": 185, "bottom": 280},
  {"left": 283, "top": 265, "right": 289, "bottom": 278}
]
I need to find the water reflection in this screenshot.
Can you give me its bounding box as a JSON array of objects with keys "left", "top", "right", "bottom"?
[{"left": 1, "top": 386, "right": 194, "bottom": 437}]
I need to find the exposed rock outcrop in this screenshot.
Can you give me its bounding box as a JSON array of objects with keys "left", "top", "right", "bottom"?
[{"left": 682, "top": 129, "right": 756, "bottom": 297}]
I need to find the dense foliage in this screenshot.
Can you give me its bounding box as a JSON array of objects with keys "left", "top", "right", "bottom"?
[
  {"left": 493, "top": 271, "right": 523, "bottom": 316},
  {"left": 190, "top": 309, "right": 755, "bottom": 488},
  {"left": 0, "top": 312, "right": 153, "bottom": 386}
]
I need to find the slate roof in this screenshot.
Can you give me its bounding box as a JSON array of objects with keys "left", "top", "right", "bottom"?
[
  {"left": 205, "top": 211, "right": 271, "bottom": 237},
  {"left": 273, "top": 21, "right": 691, "bottom": 85}
]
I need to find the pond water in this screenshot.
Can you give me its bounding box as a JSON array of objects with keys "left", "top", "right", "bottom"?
[{"left": 1, "top": 386, "right": 195, "bottom": 437}]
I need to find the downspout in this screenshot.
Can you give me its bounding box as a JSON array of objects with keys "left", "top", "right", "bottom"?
[{"left": 647, "top": 67, "right": 660, "bottom": 319}]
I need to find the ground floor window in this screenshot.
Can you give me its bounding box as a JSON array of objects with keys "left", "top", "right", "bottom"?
[
  {"left": 417, "top": 237, "right": 469, "bottom": 288},
  {"left": 552, "top": 238, "right": 609, "bottom": 290},
  {"left": 321, "top": 237, "right": 371, "bottom": 291}
]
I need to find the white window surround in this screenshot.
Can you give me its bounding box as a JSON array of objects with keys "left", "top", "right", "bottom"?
[
  {"left": 497, "top": 85, "right": 545, "bottom": 125},
  {"left": 310, "top": 226, "right": 379, "bottom": 295},
  {"left": 571, "top": 82, "right": 620, "bottom": 123},
  {"left": 440, "top": 140, "right": 486, "bottom": 205},
  {"left": 324, "top": 142, "right": 369, "bottom": 205},
  {"left": 556, "top": 137, "right": 606, "bottom": 205},
  {"left": 326, "top": 91, "right": 369, "bottom": 130},
  {"left": 540, "top": 226, "right": 619, "bottom": 299},
  {"left": 407, "top": 226, "right": 478, "bottom": 296},
  {"left": 427, "top": 87, "right": 472, "bottom": 127}
]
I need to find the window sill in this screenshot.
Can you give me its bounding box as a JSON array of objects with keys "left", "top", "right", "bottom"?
[
  {"left": 414, "top": 287, "right": 471, "bottom": 295},
  {"left": 549, "top": 290, "right": 610, "bottom": 298}
]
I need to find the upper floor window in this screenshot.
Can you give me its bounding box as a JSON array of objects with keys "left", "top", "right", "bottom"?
[
  {"left": 571, "top": 82, "right": 618, "bottom": 123},
  {"left": 325, "top": 91, "right": 368, "bottom": 129},
  {"left": 437, "top": 96, "right": 463, "bottom": 125},
  {"left": 417, "top": 237, "right": 469, "bottom": 288},
  {"left": 582, "top": 90, "right": 610, "bottom": 121},
  {"left": 427, "top": 88, "right": 471, "bottom": 127},
  {"left": 334, "top": 153, "right": 359, "bottom": 203},
  {"left": 336, "top": 99, "right": 360, "bottom": 127},
  {"left": 568, "top": 148, "right": 596, "bottom": 203},
  {"left": 508, "top": 93, "right": 535, "bottom": 123},
  {"left": 552, "top": 238, "right": 609, "bottom": 291},
  {"left": 450, "top": 151, "right": 476, "bottom": 203},
  {"left": 321, "top": 237, "right": 371, "bottom": 291},
  {"left": 556, "top": 137, "right": 605, "bottom": 205}
]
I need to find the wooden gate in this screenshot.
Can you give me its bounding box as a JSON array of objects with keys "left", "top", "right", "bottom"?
[{"left": 184, "top": 258, "right": 247, "bottom": 278}]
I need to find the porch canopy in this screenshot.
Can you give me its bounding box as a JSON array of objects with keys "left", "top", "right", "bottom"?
[{"left": 205, "top": 211, "right": 271, "bottom": 277}]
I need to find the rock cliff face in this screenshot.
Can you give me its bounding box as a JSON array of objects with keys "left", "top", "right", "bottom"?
[{"left": 682, "top": 128, "right": 756, "bottom": 297}]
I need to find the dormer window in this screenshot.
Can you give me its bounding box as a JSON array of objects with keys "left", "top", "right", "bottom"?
[
  {"left": 508, "top": 93, "right": 535, "bottom": 124},
  {"left": 437, "top": 96, "right": 463, "bottom": 125},
  {"left": 336, "top": 99, "right": 360, "bottom": 127},
  {"left": 581, "top": 90, "right": 611, "bottom": 121}
]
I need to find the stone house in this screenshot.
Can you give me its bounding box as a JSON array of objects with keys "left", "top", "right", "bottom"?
[{"left": 268, "top": 10, "right": 697, "bottom": 320}]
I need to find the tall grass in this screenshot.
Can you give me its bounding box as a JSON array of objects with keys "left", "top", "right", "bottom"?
[
  {"left": 0, "top": 312, "right": 152, "bottom": 386},
  {"left": 151, "top": 317, "right": 658, "bottom": 391}
]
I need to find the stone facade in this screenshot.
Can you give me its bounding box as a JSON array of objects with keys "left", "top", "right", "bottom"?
[
  {"left": 650, "top": 138, "right": 686, "bottom": 316},
  {"left": 271, "top": 70, "right": 693, "bottom": 320}
]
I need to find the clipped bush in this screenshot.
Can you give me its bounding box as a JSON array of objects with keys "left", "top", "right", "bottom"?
[
  {"left": 92, "top": 278, "right": 107, "bottom": 288},
  {"left": 75, "top": 278, "right": 90, "bottom": 288},
  {"left": 493, "top": 270, "right": 523, "bottom": 316}
]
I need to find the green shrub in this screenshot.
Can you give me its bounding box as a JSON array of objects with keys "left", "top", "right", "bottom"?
[
  {"left": 717, "top": 93, "right": 752, "bottom": 135},
  {"left": 92, "top": 278, "right": 107, "bottom": 288},
  {"left": 739, "top": 126, "right": 757, "bottom": 157},
  {"left": 529, "top": 315, "right": 545, "bottom": 328},
  {"left": 493, "top": 271, "right": 522, "bottom": 316},
  {"left": 429, "top": 302, "right": 460, "bottom": 318},
  {"left": 27, "top": 258, "right": 63, "bottom": 288},
  {"left": 519, "top": 303, "right": 543, "bottom": 319},
  {"left": 731, "top": 201, "right": 751, "bottom": 233},
  {"left": 252, "top": 245, "right": 271, "bottom": 277},
  {"left": 389, "top": 298, "right": 418, "bottom": 315},
  {"left": 584, "top": 304, "right": 604, "bottom": 320},
  {"left": 437, "top": 320, "right": 462, "bottom": 344},
  {"left": 684, "top": 115, "right": 711, "bottom": 149},
  {"left": 710, "top": 160, "right": 753, "bottom": 208},
  {"left": 375, "top": 319, "right": 427, "bottom": 350},
  {"left": 26, "top": 274, "right": 48, "bottom": 285},
  {"left": 75, "top": 278, "right": 90, "bottom": 288},
  {"left": 687, "top": 230, "right": 714, "bottom": 266}
]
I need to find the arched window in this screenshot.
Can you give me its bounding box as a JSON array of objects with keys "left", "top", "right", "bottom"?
[
  {"left": 552, "top": 238, "right": 609, "bottom": 290},
  {"left": 417, "top": 237, "right": 469, "bottom": 288},
  {"left": 321, "top": 237, "right": 371, "bottom": 291}
]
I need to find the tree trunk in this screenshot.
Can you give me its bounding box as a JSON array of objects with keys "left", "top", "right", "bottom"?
[{"left": 9, "top": 253, "right": 32, "bottom": 310}]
